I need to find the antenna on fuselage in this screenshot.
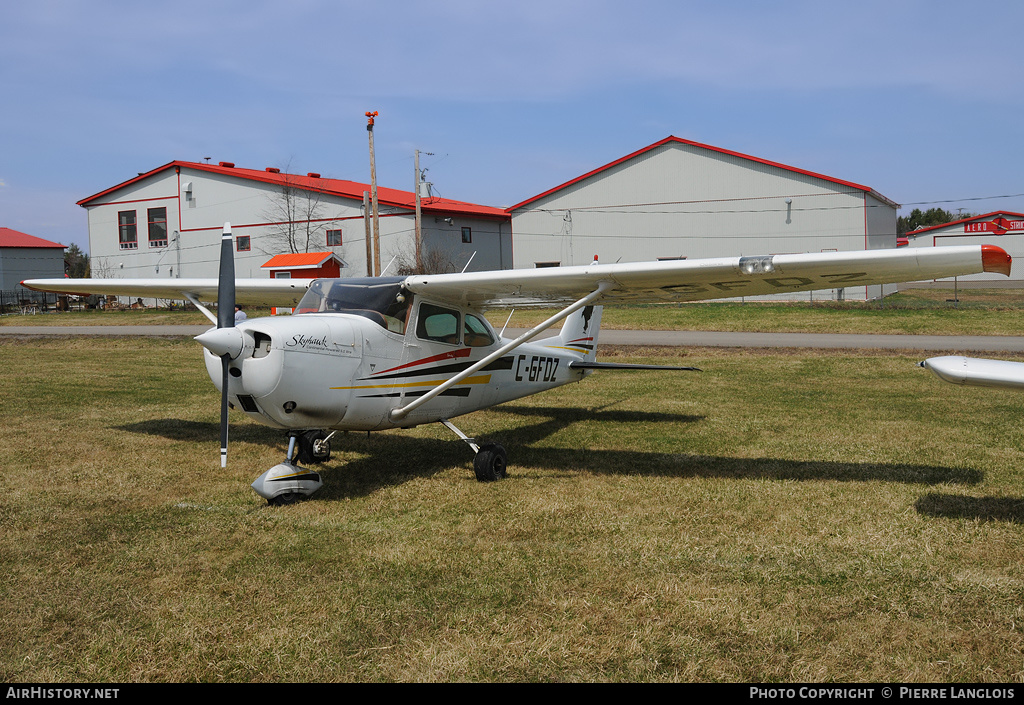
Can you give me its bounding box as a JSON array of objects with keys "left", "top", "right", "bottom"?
[{"left": 380, "top": 254, "right": 398, "bottom": 276}]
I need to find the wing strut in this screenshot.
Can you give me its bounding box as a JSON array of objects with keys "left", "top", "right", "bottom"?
[
  {"left": 183, "top": 292, "right": 218, "bottom": 325},
  {"left": 389, "top": 282, "right": 613, "bottom": 422}
]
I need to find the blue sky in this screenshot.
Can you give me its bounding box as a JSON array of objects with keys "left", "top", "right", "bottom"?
[{"left": 2, "top": 0, "right": 1023, "bottom": 252}]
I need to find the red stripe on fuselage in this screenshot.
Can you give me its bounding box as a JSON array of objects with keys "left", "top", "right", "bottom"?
[{"left": 371, "top": 347, "right": 472, "bottom": 376}]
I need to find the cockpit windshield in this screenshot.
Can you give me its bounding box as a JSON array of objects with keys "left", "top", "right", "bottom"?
[{"left": 294, "top": 277, "right": 409, "bottom": 333}]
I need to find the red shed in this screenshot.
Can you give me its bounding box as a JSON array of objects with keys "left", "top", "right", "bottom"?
[
  {"left": 261, "top": 252, "right": 344, "bottom": 314},
  {"left": 261, "top": 251, "right": 344, "bottom": 280}
]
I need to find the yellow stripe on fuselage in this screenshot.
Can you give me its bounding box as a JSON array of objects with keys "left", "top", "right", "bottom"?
[{"left": 544, "top": 345, "right": 590, "bottom": 353}]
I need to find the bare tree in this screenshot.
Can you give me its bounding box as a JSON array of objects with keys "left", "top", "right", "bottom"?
[
  {"left": 90, "top": 256, "right": 115, "bottom": 278},
  {"left": 262, "top": 169, "right": 332, "bottom": 254},
  {"left": 391, "top": 246, "right": 462, "bottom": 276}
]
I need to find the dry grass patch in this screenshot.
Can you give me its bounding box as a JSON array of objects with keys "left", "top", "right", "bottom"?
[{"left": 1, "top": 337, "right": 1024, "bottom": 681}]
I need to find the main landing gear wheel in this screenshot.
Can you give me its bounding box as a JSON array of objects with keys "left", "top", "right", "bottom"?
[
  {"left": 474, "top": 443, "right": 508, "bottom": 482},
  {"left": 269, "top": 491, "right": 302, "bottom": 506},
  {"left": 296, "top": 429, "right": 331, "bottom": 465}
]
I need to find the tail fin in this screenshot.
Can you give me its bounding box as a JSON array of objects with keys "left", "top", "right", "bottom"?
[{"left": 557, "top": 305, "right": 602, "bottom": 362}]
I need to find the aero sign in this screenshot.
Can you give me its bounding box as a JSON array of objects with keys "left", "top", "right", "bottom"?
[{"left": 965, "top": 217, "right": 1024, "bottom": 235}]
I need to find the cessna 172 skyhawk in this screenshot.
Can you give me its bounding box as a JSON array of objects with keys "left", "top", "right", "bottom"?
[{"left": 24, "top": 227, "right": 1012, "bottom": 504}]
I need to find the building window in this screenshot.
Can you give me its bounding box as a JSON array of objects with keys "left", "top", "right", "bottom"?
[
  {"left": 118, "top": 211, "right": 137, "bottom": 249},
  {"left": 147, "top": 207, "right": 167, "bottom": 247},
  {"left": 236, "top": 235, "right": 250, "bottom": 252},
  {"left": 326, "top": 229, "right": 342, "bottom": 246},
  {"left": 461, "top": 227, "right": 472, "bottom": 244}
]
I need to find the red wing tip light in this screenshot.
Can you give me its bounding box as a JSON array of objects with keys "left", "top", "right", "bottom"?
[{"left": 981, "top": 245, "right": 1012, "bottom": 276}]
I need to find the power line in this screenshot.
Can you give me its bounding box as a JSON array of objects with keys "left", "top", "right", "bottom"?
[{"left": 519, "top": 191, "right": 1024, "bottom": 217}]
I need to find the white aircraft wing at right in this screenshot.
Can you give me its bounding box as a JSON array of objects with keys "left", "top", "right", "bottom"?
[
  {"left": 922, "top": 356, "right": 1024, "bottom": 391},
  {"left": 406, "top": 245, "right": 1012, "bottom": 309}
]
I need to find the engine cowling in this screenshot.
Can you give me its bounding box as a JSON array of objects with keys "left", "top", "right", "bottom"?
[{"left": 202, "top": 316, "right": 362, "bottom": 428}]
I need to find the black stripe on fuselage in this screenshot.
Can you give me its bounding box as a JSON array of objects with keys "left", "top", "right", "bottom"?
[
  {"left": 364, "top": 355, "right": 514, "bottom": 381},
  {"left": 359, "top": 387, "right": 473, "bottom": 399}
]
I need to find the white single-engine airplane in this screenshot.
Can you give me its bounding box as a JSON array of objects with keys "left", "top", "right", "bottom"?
[{"left": 24, "top": 226, "right": 1012, "bottom": 504}]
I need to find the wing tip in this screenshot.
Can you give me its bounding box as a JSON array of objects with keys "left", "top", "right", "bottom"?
[{"left": 981, "top": 245, "right": 1012, "bottom": 276}]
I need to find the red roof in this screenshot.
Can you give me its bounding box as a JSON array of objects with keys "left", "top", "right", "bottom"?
[
  {"left": 79, "top": 161, "right": 508, "bottom": 220},
  {"left": 261, "top": 252, "right": 343, "bottom": 270},
  {"left": 906, "top": 211, "right": 1024, "bottom": 237},
  {"left": 506, "top": 135, "right": 894, "bottom": 212},
  {"left": 0, "top": 227, "right": 66, "bottom": 249}
]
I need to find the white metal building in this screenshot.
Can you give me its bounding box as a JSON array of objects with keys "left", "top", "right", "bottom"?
[
  {"left": 902, "top": 212, "right": 1024, "bottom": 287},
  {"left": 507, "top": 136, "right": 899, "bottom": 300},
  {"left": 80, "top": 161, "right": 511, "bottom": 282}
]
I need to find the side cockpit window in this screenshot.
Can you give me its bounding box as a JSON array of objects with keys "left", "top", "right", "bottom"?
[{"left": 416, "top": 303, "right": 461, "bottom": 345}]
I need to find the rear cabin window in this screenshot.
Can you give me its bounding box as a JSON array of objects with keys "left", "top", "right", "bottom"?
[{"left": 463, "top": 314, "right": 494, "bottom": 347}]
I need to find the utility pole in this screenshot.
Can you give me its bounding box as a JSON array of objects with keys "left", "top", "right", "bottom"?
[
  {"left": 363, "top": 191, "right": 373, "bottom": 277},
  {"left": 414, "top": 150, "right": 422, "bottom": 272},
  {"left": 414, "top": 149, "right": 434, "bottom": 273},
  {"left": 366, "top": 111, "right": 381, "bottom": 276}
]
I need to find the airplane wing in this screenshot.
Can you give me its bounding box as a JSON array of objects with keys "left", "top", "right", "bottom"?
[
  {"left": 23, "top": 244, "right": 1010, "bottom": 309},
  {"left": 921, "top": 356, "right": 1024, "bottom": 391},
  {"left": 404, "top": 245, "right": 1011, "bottom": 308},
  {"left": 20, "top": 277, "right": 314, "bottom": 307}
]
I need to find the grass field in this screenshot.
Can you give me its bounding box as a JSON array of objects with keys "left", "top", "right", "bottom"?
[{"left": 2, "top": 336, "right": 1024, "bottom": 682}]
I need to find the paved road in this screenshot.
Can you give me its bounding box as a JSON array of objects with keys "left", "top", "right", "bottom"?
[
  {"left": 0, "top": 325, "right": 211, "bottom": 337},
  {"left": 585, "top": 330, "right": 1024, "bottom": 352},
  {"left": 4, "top": 324, "right": 1024, "bottom": 352}
]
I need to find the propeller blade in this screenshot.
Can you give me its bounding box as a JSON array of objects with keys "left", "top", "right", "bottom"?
[
  {"left": 221, "top": 356, "right": 229, "bottom": 468},
  {"left": 217, "top": 223, "right": 234, "bottom": 468},
  {"left": 217, "top": 223, "right": 235, "bottom": 330}
]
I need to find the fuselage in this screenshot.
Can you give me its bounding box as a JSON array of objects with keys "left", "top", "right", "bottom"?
[{"left": 203, "top": 288, "right": 591, "bottom": 432}]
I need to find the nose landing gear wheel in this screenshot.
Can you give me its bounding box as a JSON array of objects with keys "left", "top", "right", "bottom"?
[
  {"left": 474, "top": 443, "right": 508, "bottom": 482},
  {"left": 269, "top": 491, "right": 302, "bottom": 506}
]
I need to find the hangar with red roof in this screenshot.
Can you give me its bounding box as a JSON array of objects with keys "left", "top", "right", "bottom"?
[
  {"left": 506, "top": 135, "right": 900, "bottom": 301},
  {"left": 0, "top": 227, "right": 66, "bottom": 291}
]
